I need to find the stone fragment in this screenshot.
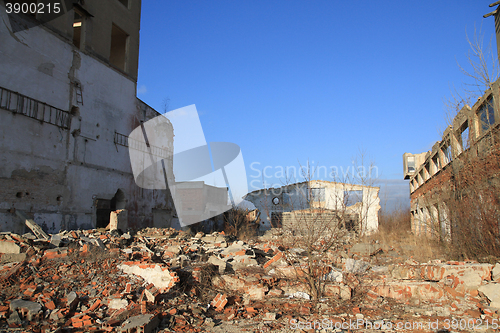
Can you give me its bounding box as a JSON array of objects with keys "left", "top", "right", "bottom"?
[
  {"left": 67, "top": 291, "right": 79, "bottom": 310},
  {"left": 479, "top": 283, "right": 500, "bottom": 308},
  {"left": 109, "top": 298, "right": 128, "bottom": 310},
  {"left": 493, "top": 263, "right": 500, "bottom": 282},
  {"left": 263, "top": 312, "right": 276, "bottom": 320},
  {"left": 120, "top": 314, "right": 159, "bottom": 333},
  {"left": 324, "top": 267, "right": 343, "bottom": 282},
  {"left": 288, "top": 291, "right": 310, "bottom": 300},
  {"left": 350, "top": 243, "right": 381, "bottom": 256},
  {"left": 0, "top": 240, "right": 20, "bottom": 254},
  {"left": 119, "top": 262, "right": 178, "bottom": 291},
  {"left": 9, "top": 299, "right": 42, "bottom": 321},
  {"left": 343, "top": 259, "right": 370, "bottom": 274},
  {"left": 0, "top": 253, "right": 26, "bottom": 263},
  {"left": 208, "top": 256, "right": 226, "bottom": 274}
]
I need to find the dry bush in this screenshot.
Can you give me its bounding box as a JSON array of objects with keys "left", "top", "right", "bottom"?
[
  {"left": 378, "top": 206, "right": 411, "bottom": 238},
  {"left": 373, "top": 207, "right": 448, "bottom": 262},
  {"left": 445, "top": 144, "right": 500, "bottom": 260},
  {"left": 279, "top": 208, "right": 351, "bottom": 301},
  {"left": 223, "top": 207, "right": 259, "bottom": 240}
]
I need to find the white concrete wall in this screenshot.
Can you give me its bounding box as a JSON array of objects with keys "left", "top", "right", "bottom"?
[{"left": 246, "top": 181, "right": 380, "bottom": 233}]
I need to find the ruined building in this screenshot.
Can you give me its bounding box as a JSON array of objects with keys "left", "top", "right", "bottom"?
[
  {"left": 403, "top": 3, "right": 500, "bottom": 240},
  {"left": 245, "top": 180, "right": 380, "bottom": 234},
  {"left": 0, "top": 0, "right": 175, "bottom": 234},
  {"left": 403, "top": 89, "right": 500, "bottom": 239}
]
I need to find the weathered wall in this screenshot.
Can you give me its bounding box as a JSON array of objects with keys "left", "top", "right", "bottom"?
[
  {"left": 407, "top": 81, "right": 500, "bottom": 239},
  {"left": 0, "top": 4, "right": 174, "bottom": 234}
]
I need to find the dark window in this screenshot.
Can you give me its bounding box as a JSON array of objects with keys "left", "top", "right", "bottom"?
[
  {"left": 407, "top": 156, "right": 415, "bottom": 173},
  {"left": 73, "top": 10, "right": 83, "bottom": 48},
  {"left": 309, "top": 188, "right": 325, "bottom": 202},
  {"left": 118, "top": 0, "right": 129, "bottom": 8},
  {"left": 460, "top": 122, "right": 469, "bottom": 150},
  {"left": 478, "top": 98, "right": 495, "bottom": 133},
  {"left": 344, "top": 190, "right": 363, "bottom": 206},
  {"left": 110, "top": 23, "right": 128, "bottom": 71}
]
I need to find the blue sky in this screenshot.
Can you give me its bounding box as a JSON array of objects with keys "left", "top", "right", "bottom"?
[{"left": 136, "top": 1, "right": 498, "bottom": 210}]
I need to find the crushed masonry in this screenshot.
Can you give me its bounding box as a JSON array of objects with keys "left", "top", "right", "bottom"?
[{"left": 0, "top": 226, "right": 500, "bottom": 332}]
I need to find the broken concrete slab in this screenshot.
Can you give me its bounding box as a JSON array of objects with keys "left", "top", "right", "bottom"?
[
  {"left": 15, "top": 210, "right": 49, "bottom": 241},
  {"left": 0, "top": 253, "right": 26, "bottom": 263},
  {"left": 120, "top": 314, "right": 159, "bottom": 333},
  {"left": 9, "top": 299, "right": 42, "bottom": 321},
  {"left": 118, "top": 262, "right": 179, "bottom": 292},
  {"left": 208, "top": 256, "right": 227, "bottom": 274},
  {"left": 479, "top": 283, "right": 500, "bottom": 308},
  {"left": 0, "top": 240, "right": 21, "bottom": 254},
  {"left": 343, "top": 258, "right": 370, "bottom": 274}
]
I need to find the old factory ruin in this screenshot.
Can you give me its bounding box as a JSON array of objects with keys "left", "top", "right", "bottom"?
[{"left": 1, "top": 1, "right": 500, "bottom": 332}]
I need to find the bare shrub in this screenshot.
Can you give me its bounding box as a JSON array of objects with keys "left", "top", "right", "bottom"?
[
  {"left": 223, "top": 207, "right": 259, "bottom": 240},
  {"left": 279, "top": 207, "right": 350, "bottom": 301},
  {"left": 378, "top": 206, "right": 411, "bottom": 238},
  {"left": 446, "top": 144, "right": 500, "bottom": 259}
]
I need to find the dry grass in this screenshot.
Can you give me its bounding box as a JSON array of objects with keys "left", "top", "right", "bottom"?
[{"left": 372, "top": 207, "right": 449, "bottom": 262}]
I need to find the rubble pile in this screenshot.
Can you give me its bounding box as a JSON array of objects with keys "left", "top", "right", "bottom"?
[{"left": 0, "top": 227, "right": 500, "bottom": 332}]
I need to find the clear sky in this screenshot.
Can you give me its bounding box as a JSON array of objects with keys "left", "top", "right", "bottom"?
[{"left": 136, "top": 1, "right": 499, "bottom": 210}]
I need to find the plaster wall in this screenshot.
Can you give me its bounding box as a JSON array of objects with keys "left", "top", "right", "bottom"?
[{"left": 0, "top": 6, "right": 174, "bottom": 233}]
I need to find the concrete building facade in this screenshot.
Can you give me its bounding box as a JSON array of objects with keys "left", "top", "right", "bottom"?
[
  {"left": 403, "top": 82, "right": 500, "bottom": 239},
  {"left": 245, "top": 180, "right": 380, "bottom": 234},
  {"left": 0, "top": 0, "right": 175, "bottom": 234},
  {"left": 404, "top": 3, "right": 500, "bottom": 241}
]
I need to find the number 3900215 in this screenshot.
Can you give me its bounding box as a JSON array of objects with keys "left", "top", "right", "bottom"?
[{"left": 5, "top": 2, "right": 61, "bottom": 14}]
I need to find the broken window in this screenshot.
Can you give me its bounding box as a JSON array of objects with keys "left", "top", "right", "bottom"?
[
  {"left": 118, "top": 0, "right": 129, "bottom": 8},
  {"left": 460, "top": 122, "right": 469, "bottom": 151},
  {"left": 432, "top": 154, "right": 440, "bottom": 174},
  {"left": 309, "top": 188, "right": 325, "bottom": 202},
  {"left": 424, "top": 163, "right": 430, "bottom": 180},
  {"left": 72, "top": 10, "right": 84, "bottom": 49},
  {"left": 110, "top": 23, "right": 128, "bottom": 71},
  {"left": 406, "top": 156, "right": 415, "bottom": 173},
  {"left": 344, "top": 190, "right": 363, "bottom": 207},
  {"left": 478, "top": 97, "right": 495, "bottom": 133},
  {"left": 442, "top": 142, "right": 452, "bottom": 165}
]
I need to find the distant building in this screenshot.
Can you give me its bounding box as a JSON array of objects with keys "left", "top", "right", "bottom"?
[
  {"left": 245, "top": 180, "right": 380, "bottom": 234},
  {"left": 0, "top": 0, "right": 175, "bottom": 234}
]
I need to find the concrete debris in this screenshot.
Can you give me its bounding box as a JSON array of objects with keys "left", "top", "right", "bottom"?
[
  {"left": 343, "top": 258, "right": 370, "bottom": 273},
  {"left": 0, "top": 241, "right": 21, "bottom": 254},
  {"left": 0, "top": 228, "right": 499, "bottom": 332},
  {"left": 121, "top": 314, "right": 159, "bottom": 333},
  {"left": 15, "top": 210, "right": 49, "bottom": 241},
  {"left": 288, "top": 292, "right": 310, "bottom": 300}
]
